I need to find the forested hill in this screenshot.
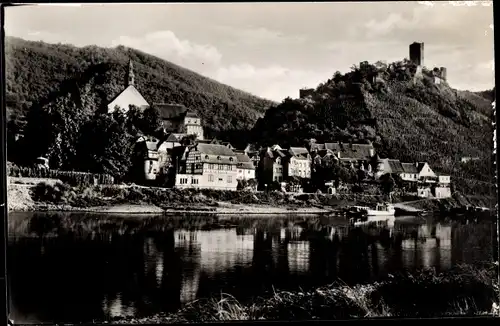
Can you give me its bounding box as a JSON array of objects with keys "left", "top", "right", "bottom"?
[
  {"left": 251, "top": 60, "right": 495, "bottom": 196},
  {"left": 5, "top": 36, "right": 275, "bottom": 135}
]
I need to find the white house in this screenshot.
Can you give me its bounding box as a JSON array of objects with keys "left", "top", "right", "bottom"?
[
  {"left": 284, "top": 147, "right": 311, "bottom": 181},
  {"left": 400, "top": 163, "right": 419, "bottom": 182},
  {"left": 235, "top": 152, "right": 256, "bottom": 181},
  {"left": 416, "top": 162, "right": 436, "bottom": 181},
  {"left": 174, "top": 143, "right": 238, "bottom": 191}
]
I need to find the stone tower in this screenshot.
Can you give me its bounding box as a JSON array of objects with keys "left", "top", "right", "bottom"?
[
  {"left": 409, "top": 42, "right": 424, "bottom": 66},
  {"left": 127, "top": 59, "right": 135, "bottom": 87}
]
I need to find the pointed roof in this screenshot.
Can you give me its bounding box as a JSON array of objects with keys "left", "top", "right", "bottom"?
[{"left": 107, "top": 85, "right": 149, "bottom": 112}]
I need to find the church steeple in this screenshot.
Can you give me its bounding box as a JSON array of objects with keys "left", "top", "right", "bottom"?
[{"left": 127, "top": 59, "right": 135, "bottom": 87}]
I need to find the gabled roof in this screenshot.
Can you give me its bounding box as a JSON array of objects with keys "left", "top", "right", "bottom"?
[
  {"left": 153, "top": 103, "right": 194, "bottom": 120},
  {"left": 416, "top": 162, "right": 428, "bottom": 173},
  {"left": 401, "top": 163, "right": 419, "bottom": 173},
  {"left": 382, "top": 159, "right": 404, "bottom": 174},
  {"left": 107, "top": 85, "right": 150, "bottom": 111},
  {"left": 289, "top": 147, "right": 309, "bottom": 157},
  {"left": 312, "top": 142, "right": 374, "bottom": 160},
  {"left": 235, "top": 153, "right": 255, "bottom": 170},
  {"left": 196, "top": 143, "right": 236, "bottom": 157},
  {"left": 164, "top": 133, "right": 187, "bottom": 142}
]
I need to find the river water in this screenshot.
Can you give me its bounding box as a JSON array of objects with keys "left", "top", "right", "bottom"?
[{"left": 7, "top": 211, "right": 496, "bottom": 324}]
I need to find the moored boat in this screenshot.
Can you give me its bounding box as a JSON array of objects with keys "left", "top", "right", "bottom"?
[{"left": 366, "top": 203, "right": 395, "bottom": 216}]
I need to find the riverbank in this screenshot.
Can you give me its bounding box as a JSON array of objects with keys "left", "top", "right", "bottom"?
[
  {"left": 7, "top": 178, "right": 494, "bottom": 216},
  {"left": 109, "top": 263, "right": 499, "bottom": 323}
]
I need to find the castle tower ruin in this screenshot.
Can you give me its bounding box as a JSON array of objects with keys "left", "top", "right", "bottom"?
[{"left": 409, "top": 42, "right": 424, "bottom": 66}]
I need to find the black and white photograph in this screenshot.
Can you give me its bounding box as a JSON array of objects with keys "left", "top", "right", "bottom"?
[{"left": 2, "top": 1, "right": 498, "bottom": 324}]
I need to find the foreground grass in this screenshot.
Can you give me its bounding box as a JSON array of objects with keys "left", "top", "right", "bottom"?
[{"left": 112, "top": 263, "right": 499, "bottom": 323}]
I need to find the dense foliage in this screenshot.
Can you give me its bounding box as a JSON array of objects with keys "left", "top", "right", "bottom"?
[
  {"left": 5, "top": 36, "right": 274, "bottom": 139},
  {"left": 251, "top": 60, "right": 495, "bottom": 196}
]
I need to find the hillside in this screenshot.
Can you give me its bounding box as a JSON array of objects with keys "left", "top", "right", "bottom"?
[
  {"left": 251, "top": 60, "right": 495, "bottom": 196},
  {"left": 5, "top": 36, "right": 275, "bottom": 137}
]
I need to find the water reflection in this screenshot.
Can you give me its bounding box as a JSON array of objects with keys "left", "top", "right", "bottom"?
[{"left": 7, "top": 212, "right": 494, "bottom": 324}]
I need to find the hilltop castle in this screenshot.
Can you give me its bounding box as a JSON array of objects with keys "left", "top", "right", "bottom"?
[{"left": 409, "top": 42, "right": 447, "bottom": 84}]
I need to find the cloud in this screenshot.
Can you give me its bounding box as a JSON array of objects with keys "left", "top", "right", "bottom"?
[
  {"left": 213, "top": 25, "right": 306, "bottom": 46},
  {"left": 214, "top": 64, "right": 327, "bottom": 101},
  {"left": 111, "top": 30, "right": 223, "bottom": 72},
  {"left": 110, "top": 30, "right": 322, "bottom": 101}
]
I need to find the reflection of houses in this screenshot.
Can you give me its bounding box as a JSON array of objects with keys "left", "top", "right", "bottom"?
[
  {"left": 287, "top": 241, "right": 310, "bottom": 274},
  {"left": 174, "top": 143, "right": 238, "bottom": 190},
  {"left": 175, "top": 230, "right": 254, "bottom": 277}
]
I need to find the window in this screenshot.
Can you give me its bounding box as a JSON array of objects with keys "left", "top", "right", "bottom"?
[
  {"left": 229, "top": 157, "right": 233, "bottom": 162},
  {"left": 208, "top": 175, "right": 214, "bottom": 182},
  {"left": 205, "top": 155, "right": 209, "bottom": 160},
  {"left": 218, "top": 164, "right": 223, "bottom": 170},
  {"left": 195, "top": 156, "right": 200, "bottom": 161},
  {"left": 219, "top": 178, "right": 223, "bottom": 182},
  {"left": 209, "top": 164, "right": 214, "bottom": 170},
  {"left": 191, "top": 178, "right": 199, "bottom": 185},
  {"left": 228, "top": 165, "right": 233, "bottom": 171},
  {"left": 217, "top": 156, "right": 221, "bottom": 160},
  {"left": 238, "top": 169, "right": 242, "bottom": 174},
  {"left": 180, "top": 178, "right": 188, "bottom": 185},
  {"left": 248, "top": 170, "right": 251, "bottom": 174},
  {"left": 227, "top": 176, "right": 232, "bottom": 183}
]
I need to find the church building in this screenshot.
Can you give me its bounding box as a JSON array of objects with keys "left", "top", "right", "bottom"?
[{"left": 107, "top": 60, "right": 150, "bottom": 113}]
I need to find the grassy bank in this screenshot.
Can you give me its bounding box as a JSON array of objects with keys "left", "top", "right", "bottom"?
[
  {"left": 7, "top": 179, "right": 495, "bottom": 216},
  {"left": 111, "top": 263, "right": 499, "bottom": 323}
]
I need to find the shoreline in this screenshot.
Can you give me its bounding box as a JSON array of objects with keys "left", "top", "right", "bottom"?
[{"left": 11, "top": 202, "right": 334, "bottom": 215}]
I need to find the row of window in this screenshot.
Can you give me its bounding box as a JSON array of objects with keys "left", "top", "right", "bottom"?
[
  {"left": 179, "top": 178, "right": 200, "bottom": 185},
  {"left": 206, "top": 164, "right": 234, "bottom": 171},
  {"left": 194, "top": 155, "right": 235, "bottom": 162},
  {"left": 208, "top": 175, "right": 232, "bottom": 183}
]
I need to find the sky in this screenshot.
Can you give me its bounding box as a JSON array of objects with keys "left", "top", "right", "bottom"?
[{"left": 4, "top": 1, "right": 495, "bottom": 102}]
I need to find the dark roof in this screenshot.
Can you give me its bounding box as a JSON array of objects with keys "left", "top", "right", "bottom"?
[
  {"left": 401, "top": 163, "right": 419, "bottom": 173},
  {"left": 312, "top": 142, "right": 374, "bottom": 160},
  {"left": 289, "top": 147, "right": 309, "bottom": 159},
  {"left": 265, "top": 148, "right": 287, "bottom": 160},
  {"left": 236, "top": 153, "right": 255, "bottom": 170},
  {"left": 383, "top": 159, "right": 404, "bottom": 174},
  {"left": 186, "top": 111, "right": 199, "bottom": 118},
  {"left": 164, "top": 133, "right": 187, "bottom": 142},
  {"left": 154, "top": 103, "right": 189, "bottom": 120},
  {"left": 196, "top": 143, "right": 236, "bottom": 157}
]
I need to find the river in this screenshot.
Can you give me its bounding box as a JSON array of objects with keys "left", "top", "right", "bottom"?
[{"left": 7, "top": 211, "right": 496, "bottom": 324}]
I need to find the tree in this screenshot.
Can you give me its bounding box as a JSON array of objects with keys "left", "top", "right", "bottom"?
[
  {"left": 181, "top": 134, "right": 198, "bottom": 146},
  {"left": 380, "top": 173, "right": 395, "bottom": 195},
  {"left": 77, "top": 113, "right": 135, "bottom": 179}
]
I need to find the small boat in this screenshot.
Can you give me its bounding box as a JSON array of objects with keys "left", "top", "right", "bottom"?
[
  {"left": 366, "top": 203, "right": 395, "bottom": 216},
  {"left": 345, "top": 206, "right": 369, "bottom": 219}
]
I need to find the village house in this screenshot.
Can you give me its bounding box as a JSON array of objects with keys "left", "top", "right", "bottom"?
[
  {"left": 174, "top": 143, "right": 238, "bottom": 191},
  {"left": 400, "top": 163, "right": 419, "bottom": 182},
  {"left": 311, "top": 142, "right": 376, "bottom": 172},
  {"left": 234, "top": 152, "right": 256, "bottom": 181},
  {"left": 107, "top": 60, "right": 149, "bottom": 113},
  {"left": 155, "top": 103, "right": 205, "bottom": 140},
  {"left": 259, "top": 145, "right": 287, "bottom": 186},
  {"left": 416, "top": 162, "right": 437, "bottom": 182},
  {"left": 284, "top": 147, "right": 311, "bottom": 180},
  {"left": 373, "top": 158, "right": 405, "bottom": 179},
  {"left": 134, "top": 136, "right": 161, "bottom": 182}
]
